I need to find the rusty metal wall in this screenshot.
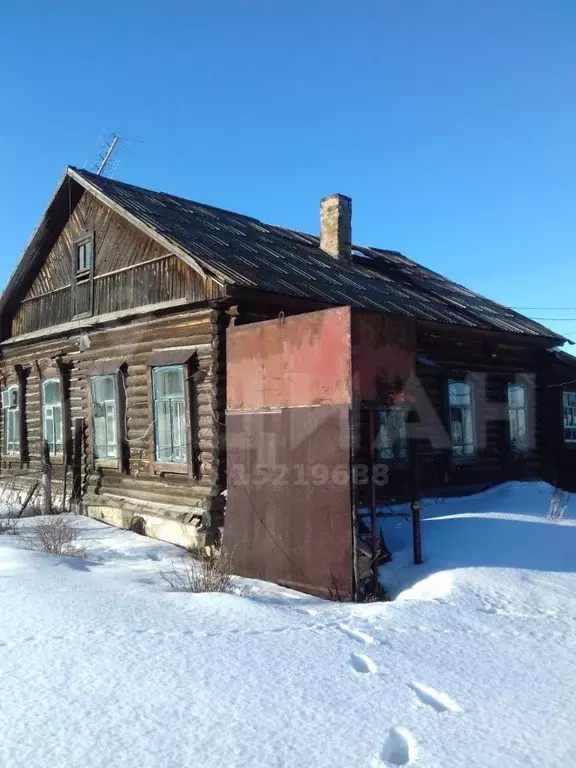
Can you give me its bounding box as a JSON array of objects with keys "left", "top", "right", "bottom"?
[
  {"left": 226, "top": 406, "right": 353, "bottom": 599},
  {"left": 351, "top": 312, "right": 416, "bottom": 403},
  {"left": 226, "top": 307, "right": 354, "bottom": 599},
  {"left": 227, "top": 306, "right": 352, "bottom": 410}
]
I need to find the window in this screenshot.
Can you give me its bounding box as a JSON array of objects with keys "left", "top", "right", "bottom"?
[
  {"left": 91, "top": 375, "right": 118, "bottom": 460},
  {"left": 152, "top": 366, "right": 187, "bottom": 464},
  {"left": 42, "top": 378, "right": 63, "bottom": 455},
  {"left": 448, "top": 380, "right": 475, "bottom": 457},
  {"left": 76, "top": 238, "right": 92, "bottom": 273},
  {"left": 508, "top": 383, "right": 528, "bottom": 452},
  {"left": 377, "top": 408, "right": 408, "bottom": 461},
  {"left": 563, "top": 391, "right": 576, "bottom": 443},
  {"left": 73, "top": 234, "right": 94, "bottom": 317},
  {"left": 3, "top": 385, "right": 20, "bottom": 456}
]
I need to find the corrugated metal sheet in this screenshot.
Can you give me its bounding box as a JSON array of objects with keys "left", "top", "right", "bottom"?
[{"left": 70, "top": 168, "right": 564, "bottom": 342}]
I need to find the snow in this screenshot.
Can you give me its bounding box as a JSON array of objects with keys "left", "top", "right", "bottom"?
[{"left": 0, "top": 481, "right": 575, "bottom": 767}]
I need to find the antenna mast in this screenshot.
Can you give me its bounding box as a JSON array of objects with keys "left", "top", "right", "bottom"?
[{"left": 96, "top": 134, "right": 119, "bottom": 176}]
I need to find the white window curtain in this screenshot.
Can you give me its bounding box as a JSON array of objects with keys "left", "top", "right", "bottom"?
[
  {"left": 508, "top": 383, "right": 528, "bottom": 452},
  {"left": 152, "top": 366, "right": 187, "bottom": 464},
  {"left": 91, "top": 375, "right": 118, "bottom": 459},
  {"left": 4, "top": 385, "right": 20, "bottom": 456},
  {"left": 42, "top": 379, "right": 63, "bottom": 455},
  {"left": 377, "top": 408, "right": 409, "bottom": 461},
  {"left": 448, "top": 380, "right": 476, "bottom": 457},
  {"left": 563, "top": 391, "right": 576, "bottom": 443}
]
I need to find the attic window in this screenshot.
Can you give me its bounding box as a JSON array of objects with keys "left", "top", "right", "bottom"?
[
  {"left": 76, "top": 238, "right": 93, "bottom": 273},
  {"left": 73, "top": 233, "right": 94, "bottom": 317}
]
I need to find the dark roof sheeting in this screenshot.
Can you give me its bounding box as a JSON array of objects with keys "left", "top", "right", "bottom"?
[{"left": 6, "top": 166, "right": 566, "bottom": 343}]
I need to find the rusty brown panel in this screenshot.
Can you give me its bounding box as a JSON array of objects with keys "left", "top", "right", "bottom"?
[
  {"left": 351, "top": 312, "right": 416, "bottom": 402},
  {"left": 225, "top": 405, "right": 354, "bottom": 600},
  {"left": 227, "top": 307, "right": 352, "bottom": 411}
]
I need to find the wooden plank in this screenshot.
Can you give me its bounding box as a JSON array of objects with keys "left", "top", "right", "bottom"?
[
  {"left": 67, "top": 168, "right": 222, "bottom": 283},
  {"left": 6, "top": 298, "right": 211, "bottom": 345}
]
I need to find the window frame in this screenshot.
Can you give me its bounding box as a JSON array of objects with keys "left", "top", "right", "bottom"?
[
  {"left": 41, "top": 377, "right": 64, "bottom": 458},
  {"left": 151, "top": 365, "right": 189, "bottom": 470},
  {"left": 376, "top": 407, "right": 409, "bottom": 462},
  {"left": 90, "top": 373, "right": 122, "bottom": 466},
  {"left": 563, "top": 390, "right": 576, "bottom": 444},
  {"left": 73, "top": 232, "right": 95, "bottom": 319},
  {"left": 147, "top": 351, "right": 200, "bottom": 479},
  {"left": 448, "top": 378, "right": 477, "bottom": 458},
  {"left": 3, "top": 383, "right": 20, "bottom": 457},
  {"left": 75, "top": 236, "right": 93, "bottom": 275},
  {"left": 507, "top": 382, "right": 529, "bottom": 453}
]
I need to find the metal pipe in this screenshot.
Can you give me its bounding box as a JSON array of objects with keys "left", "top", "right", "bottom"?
[{"left": 411, "top": 498, "right": 422, "bottom": 565}]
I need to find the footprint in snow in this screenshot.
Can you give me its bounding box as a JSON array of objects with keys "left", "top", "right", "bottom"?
[
  {"left": 379, "top": 726, "right": 416, "bottom": 766},
  {"left": 410, "top": 681, "right": 461, "bottom": 713},
  {"left": 350, "top": 652, "right": 378, "bottom": 674},
  {"left": 339, "top": 624, "right": 376, "bottom": 644}
]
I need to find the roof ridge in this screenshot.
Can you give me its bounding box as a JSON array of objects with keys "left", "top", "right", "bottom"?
[
  {"left": 72, "top": 167, "right": 284, "bottom": 228},
  {"left": 61, "top": 167, "right": 565, "bottom": 344}
]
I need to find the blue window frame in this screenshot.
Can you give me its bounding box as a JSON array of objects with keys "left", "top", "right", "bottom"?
[
  {"left": 152, "top": 366, "right": 187, "bottom": 464},
  {"left": 4, "top": 385, "right": 20, "bottom": 456}
]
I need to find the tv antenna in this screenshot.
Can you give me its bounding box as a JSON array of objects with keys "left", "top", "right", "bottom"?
[
  {"left": 88, "top": 131, "right": 145, "bottom": 177},
  {"left": 96, "top": 133, "right": 119, "bottom": 176}
]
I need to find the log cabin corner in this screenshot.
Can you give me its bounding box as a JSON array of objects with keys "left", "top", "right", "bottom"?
[{"left": 0, "top": 167, "right": 572, "bottom": 597}]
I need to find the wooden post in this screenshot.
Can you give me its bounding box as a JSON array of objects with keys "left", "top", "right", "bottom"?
[
  {"left": 72, "top": 417, "right": 83, "bottom": 505},
  {"left": 368, "top": 409, "right": 378, "bottom": 556},
  {"left": 61, "top": 460, "right": 68, "bottom": 514},
  {"left": 41, "top": 441, "right": 52, "bottom": 516},
  {"left": 411, "top": 498, "right": 422, "bottom": 565},
  {"left": 408, "top": 417, "right": 422, "bottom": 565}
]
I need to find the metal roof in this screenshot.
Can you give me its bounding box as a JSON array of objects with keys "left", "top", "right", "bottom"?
[{"left": 28, "top": 168, "right": 570, "bottom": 342}]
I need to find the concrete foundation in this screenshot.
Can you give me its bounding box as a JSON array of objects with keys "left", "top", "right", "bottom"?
[{"left": 84, "top": 501, "right": 202, "bottom": 549}]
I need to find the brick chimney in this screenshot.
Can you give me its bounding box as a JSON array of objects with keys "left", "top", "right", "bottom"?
[{"left": 320, "top": 194, "right": 352, "bottom": 261}]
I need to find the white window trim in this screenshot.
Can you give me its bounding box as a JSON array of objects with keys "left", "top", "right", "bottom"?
[
  {"left": 90, "top": 374, "right": 119, "bottom": 461},
  {"left": 563, "top": 390, "right": 576, "bottom": 444},
  {"left": 448, "top": 379, "right": 476, "bottom": 458},
  {"left": 42, "top": 378, "right": 63, "bottom": 456},
  {"left": 507, "top": 382, "right": 529, "bottom": 452},
  {"left": 151, "top": 365, "right": 188, "bottom": 465},
  {"left": 4, "top": 384, "right": 20, "bottom": 457},
  {"left": 377, "top": 407, "right": 409, "bottom": 461}
]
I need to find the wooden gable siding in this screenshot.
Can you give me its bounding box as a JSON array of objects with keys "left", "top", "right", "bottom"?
[
  {"left": 12, "top": 192, "right": 223, "bottom": 337},
  {"left": 0, "top": 307, "right": 227, "bottom": 528}
]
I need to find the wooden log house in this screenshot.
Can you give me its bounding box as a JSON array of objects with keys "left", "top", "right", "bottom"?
[{"left": 0, "top": 168, "right": 570, "bottom": 555}]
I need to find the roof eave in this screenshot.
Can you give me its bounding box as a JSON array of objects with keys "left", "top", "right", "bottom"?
[{"left": 0, "top": 167, "right": 71, "bottom": 318}]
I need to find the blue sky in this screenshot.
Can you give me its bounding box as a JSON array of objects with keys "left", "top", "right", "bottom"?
[{"left": 1, "top": 1, "right": 575, "bottom": 342}]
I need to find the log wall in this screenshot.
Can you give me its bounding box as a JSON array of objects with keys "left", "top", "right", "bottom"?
[
  {"left": 0, "top": 307, "right": 227, "bottom": 538},
  {"left": 410, "top": 331, "right": 542, "bottom": 495}
]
